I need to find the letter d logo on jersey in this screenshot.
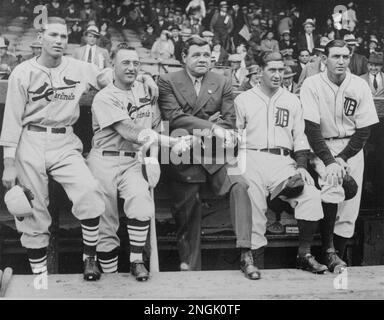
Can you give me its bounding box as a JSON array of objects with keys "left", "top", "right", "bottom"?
[
  {"left": 275, "top": 107, "right": 289, "bottom": 127},
  {"left": 344, "top": 97, "right": 357, "bottom": 116}
]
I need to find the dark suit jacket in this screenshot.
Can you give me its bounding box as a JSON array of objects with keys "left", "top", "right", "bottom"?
[
  {"left": 158, "top": 69, "right": 235, "bottom": 182},
  {"left": 349, "top": 53, "right": 368, "bottom": 76},
  {"left": 297, "top": 33, "right": 320, "bottom": 54}
]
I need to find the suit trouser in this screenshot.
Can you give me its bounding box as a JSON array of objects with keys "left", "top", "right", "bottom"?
[
  {"left": 14, "top": 127, "right": 105, "bottom": 249},
  {"left": 240, "top": 150, "right": 324, "bottom": 250},
  {"left": 86, "top": 149, "right": 154, "bottom": 253},
  {"left": 170, "top": 163, "right": 252, "bottom": 270}
]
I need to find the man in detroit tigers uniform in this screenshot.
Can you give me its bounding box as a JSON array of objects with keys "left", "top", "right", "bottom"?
[
  {"left": 301, "top": 40, "right": 379, "bottom": 271},
  {"left": 235, "top": 52, "right": 327, "bottom": 275},
  {"left": 87, "top": 44, "right": 189, "bottom": 281}
]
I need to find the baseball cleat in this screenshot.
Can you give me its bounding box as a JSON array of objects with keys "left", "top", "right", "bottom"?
[
  {"left": 296, "top": 254, "right": 328, "bottom": 274},
  {"left": 83, "top": 256, "right": 101, "bottom": 281},
  {"left": 131, "top": 260, "right": 149, "bottom": 282},
  {"left": 323, "top": 249, "right": 347, "bottom": 273},
  {"left": 240, "top": 250, "right": 261, "bottom": 280}
]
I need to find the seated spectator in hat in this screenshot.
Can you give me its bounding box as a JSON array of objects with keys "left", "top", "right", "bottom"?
[
  {"left": 126, "top": 1, "right": 146, "bottom": 31},
  {"left": 174, "top": 7, "right": 184, "bottom": 26},
  {"left": 170, "top": 25, "right": 183, "bottom": 62},
  {"left": 180, "top": 28, "right": 193, "bottom": 42},
  {"left": 296, "top": 37, "right": 329, "bottom": 93},
  {"left": 239, "top": 64, "right": 261, "bottom": 91},
  {"left": 279, "top": 30, "right": 296, "bottom": 60},
  {"left": 281, "top": 66, "right": 298, "bottom": 93},
  {"left": 0, "top": 37, "right": 17, "bottom": 71},
  {"left": 211, "top": 38, "right": 228, "bottom": 66},
  {"left": 0, "top": 64, "right": 11, "bottom": 80},
  {"left": 80, "top": 0, "right": 97, "bottom": 24},
  {"left": 98, "top": 21, "right": 112, "bottom": 53},
  {"left": 260, "top": 31, "right": 280, "bottom": 54},
  {"left": 344, "top": 34, "right": 368, "bottom": 76},
  {"left": 23, "top": 41, "right": 42, "bottom": 60},
  {"left": 202, "top": 30, "right": 214, "bottom": 46},
  {"left": 225, "top": 53, "right": 248, "bottom": 89},
  {"left": 48, "top": 0, "right": 64, "bottom": 18},
  {"left": 361, "top": 53, "right": 384, "bottom": 97},
  {"left": 141, "top": 25, "right": 157, "bottom": 50},
  {"left": 151, "top": 30, "right": 175, "bottom": 59},
  {"left": 186, "top": 0, "right": 206, "bottom": 21},
  {"left": 64, "top": 1, "right": 81, "bottom": 23},
  {"left": 293, "top": 48, "right": 310, "bottom": 83},
  {"left": 297, "top": 19, "right": 320, "bottom": 54},
  {"left": 236, "top": 43, "right": 256, "bottom": 68},
  {"left": 368, "top": 36, "right": 380, "bottom": 55},
  {"left": 68, "top": 22, "right": 83, "bottom": 44},
  {"left": 72, "top": 25, "right": 111, "bottom": 69}
]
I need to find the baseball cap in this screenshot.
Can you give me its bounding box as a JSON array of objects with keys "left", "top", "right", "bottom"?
[{"left": 4, "top": 185, "right": 34, "bottom": 219}]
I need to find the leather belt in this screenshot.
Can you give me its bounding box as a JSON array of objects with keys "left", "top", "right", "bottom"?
[
  {"left": 259, "top": 148, "right": 292, "bottom": 156},
  {"left": 325, "top": 136, "right": 351, "bottom": 140},
  {"left": 102, "top": 151, "right": 136, "bottom": 157},
  {"left": 27, "top": 124, "right": 67, "bottom": 134}
]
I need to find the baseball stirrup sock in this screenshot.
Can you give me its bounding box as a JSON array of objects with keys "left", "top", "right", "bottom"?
[
  {"left": 81, "top": 217, "right": 100, "bottom": 258},
  {"left": 127, "top": 219, "right": 150, "bottom": 262},
  {"left": 320, "top": 202, "right": 338, "bottom": 251},
  {"left": 297, "top": 220, "right": 318, "bottom": 256},
  {"left": 27, "top": 248, "right": 47, "bottom": 274},
  {"left": 333, "top": 234, "right": 348, "bottom": 259},
  {"left": 98, "top": 249, "right": 119, "bottom": 273}
]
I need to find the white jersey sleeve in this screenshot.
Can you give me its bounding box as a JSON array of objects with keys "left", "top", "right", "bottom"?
[
  {"left": 300, "top": 77, "right": 321, "bottom": 124},
  {"left": 355, "top": 80, "right": 379, "bottom": 128},
  {"left": 0, "top": 64, "right": 28, "bottom": 148}
]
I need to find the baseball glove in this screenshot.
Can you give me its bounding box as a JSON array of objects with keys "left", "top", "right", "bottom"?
[
  {"left": 270, "top": 174, "right": 305, "bottom": 200},
  {"left": 342, "top": 173, "right": 358, "bottom": 201}
]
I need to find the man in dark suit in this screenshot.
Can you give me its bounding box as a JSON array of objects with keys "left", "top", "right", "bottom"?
[
  {"left": 297, "top": 19, "right": 320, "bottom": 55},
  {"left": 344, "top": 34, "right": 368, "bottom": 76},
  {"left": 158, "top": 36, "right": 260, "bottom": 280}
]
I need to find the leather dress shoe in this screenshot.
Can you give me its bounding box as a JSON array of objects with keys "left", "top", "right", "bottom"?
[
  {"left": 83, "top": 256, "right": 101, "bottom": 281},
  {"left": 240, "top": 250, "right": 261, "bottom": 280},
  {"left": 296, "top": 254, "right": 328, "bottom": 274},
  {"left": 131, "top": 260, "right": 150, "bottom": 281},
  {"left": 323, "top": 249, "right": 347, "bottom": 273}
]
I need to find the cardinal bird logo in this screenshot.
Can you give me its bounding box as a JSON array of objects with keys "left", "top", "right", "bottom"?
[{"left": 63, "top": 76, "right": 81, "bottom": 86}]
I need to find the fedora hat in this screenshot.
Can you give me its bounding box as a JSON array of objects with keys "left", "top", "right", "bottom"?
[
  {"left": 283, "top": 66, "right": 296, "bottom": 79},
  {"left": 246, "top": 65, "right": 261, "bottom": 77},
  {"left": 344, "top": 34, "right": 358, "bottom": 45},
  {"left": 302, "top": 18, "right": 315, "bottom": 27},
  {"left": 315, "top": 37, "right": 331, "bottom": 52},
  {"left": 368, "top": 52, "right": 384, "bottom": 65},
  {"left": 85, "top": 25, "right": 100, "bottom": 37}
]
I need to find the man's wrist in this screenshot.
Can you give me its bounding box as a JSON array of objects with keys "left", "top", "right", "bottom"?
[{"left": 4, "top": 157, "right": 16, "bottom": 168}]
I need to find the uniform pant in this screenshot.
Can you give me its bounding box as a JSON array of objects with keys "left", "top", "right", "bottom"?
[
  {"left": 86, "top": 149, "right": 154, "bottom": 253},
  {"left": 315, "top": 139, "right": 364, "bottom": 238},
  {"left": 15, "top": 127, "right": 104, "bottom": 249},
  {"left": 170, "top": 163, "right": 252, "bottom": 271},
  {"left": 240, "top": 150, "right": 324, "bottom": 250}
]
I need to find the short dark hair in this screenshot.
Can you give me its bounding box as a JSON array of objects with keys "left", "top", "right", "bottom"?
[
  {"left": 260, "top": 51, "right": 283, "bottom": 68},
  {"left": 324, "top": 39, "right": 350, "bottom": 57},
  {"left": 40, "top": 17, "right": 67, "bottom": 32},
  {"left": 298, "top": 48, "right": 310, "bottom": 55},
  {"left": 111, "top": 42, "right": 138, "bottom": 60},
  {"left": 182, "top": 36, "right": 210, "bottom": 56}
]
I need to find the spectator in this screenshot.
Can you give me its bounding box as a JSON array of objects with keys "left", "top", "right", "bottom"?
[
  {"left": 95, "top": 0, "right": 108, "bottom": 23},
  {"left": 226, "top": 53, "right": 248, "bottom": 89},
  {"left": 48, "top": 0, "right": 64, "bottom": 18},
  {"left": 17, "top": 1, "right": 32, "bottom": 19},
  {"left": 278, "top": 11, "right": 293, "bottom": 36},
  {"left": 344, "top": 34, "right": 368, "bottom": 76},
  {"left": 236, "top": 43, "right": 255, "bottom": 67},
  {"left": 210, "top": 1, "right": 233, "bottom": 51},
  {"left": 99, "top": 21, "right": 112, "bottom": 53},
  {"left": 293, "top": 48, "right": 310, "bottom": 83},
  {"left": 64, "top": 1, "right": 81, "bottom": 23},
  {"left": 80, "top": 0, "right": 97, "bottom": 25},
  {"left": 174, "top": 7, "right": 184, "bottom": 26},
  {"left": 239, "top": 64, "right": 261, "bottom": 91},
  {"left": 170, "top": 25, "right": 183, "bottom": 62},
  {"left": 141, "top": 25, "right": 157, "bottom": 50},
  {"left": 0, "top": 37, "right": 17, "bottom": 71},
  {"left": 361, "top": 52, "right": 384, "bottom": 97},
  {"left": 202, "top": 30, "right": 214, "bottom": 46},
  {"left": 0, "top": 64, "right": 10, "bottom": 80},
  {"left": 231, "top": 1, "right": 246, "bottom": 47},
  {"left": 24, "top": 41, "right": 42, "bottom": 60},
  {"left": 211, "top": 38, "right": 228, "bottom": 66},
  {"left": 154, "top": 15, "right": 170, "bottom": 37},
  {"left": 327, "top": 30, "right": 335, "bottom": 41},
  {"left": 68, "top": 22, "right": 83, "bottom": 44},
  {"left": 202, "top": 1, "right": 216, "bottom": 31},
  {"left": 151, "top": 30, "right": 175, "bottom": 59},
  {"left": 281, "top": 66, "right": 298, "bottom": 93},
  {"left": 260, "top": 30, "right": 279, "bottom": 53},
  {"left": 127, "top": 0, "right": 146, "bottom": 32},
  {"left": 368, "top": 36, "right": 380, "bottom": 56},
  {"left": 185, "top": 0, "right": 206, "bottom": 20},
  {"left": 180, "top": 28, "right": 193, "bottom": 42},
  {"left": 297, "top": 19, "right": 320, "bottom": 54},
  {"left": 72, "top": 25, "right": 111, "bottom": 69},
  {"left": 279, "top": 30, "right": 296, "bottom": 60},
  {"left": 249, "top": 18, "right": 263, "bottom": 45}
]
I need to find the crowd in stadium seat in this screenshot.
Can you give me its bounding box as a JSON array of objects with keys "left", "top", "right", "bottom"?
[{"left": 0, "top": 0, "right": 383, "bottom": 89}]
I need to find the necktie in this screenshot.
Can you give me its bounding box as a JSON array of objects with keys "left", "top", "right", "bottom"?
[
  {"left": 373, "top": 75, "right": 378, "bottom": 90},
  {"left": 308, "top": 34, "right": 314, "bottom": 52},
  {"left": 87, "top": 47, "right": 93, "bottom": 63},
  {"left": 194, "top": 78, "right": 201, "bottom": 96}
]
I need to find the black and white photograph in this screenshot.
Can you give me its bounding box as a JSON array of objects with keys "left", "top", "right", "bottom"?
[{"left": 0, "top": 0, "right": 383, "bottom": 305}]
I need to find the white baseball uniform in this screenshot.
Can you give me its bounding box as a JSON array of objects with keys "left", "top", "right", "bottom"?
[
  {"left": 86, "top": 81, "right": 162, "bottom": 253},
  {"left": 0, "top": 56, "right": 105, "bottom": 249},
  {"left": 300, "top": 71, "right": 379, "bottom": 238},
  {"left": 235, "top": 86, "right": 323, "bottom": 250}
]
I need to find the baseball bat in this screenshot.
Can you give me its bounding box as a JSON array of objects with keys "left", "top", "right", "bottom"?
[
  {"left": 0, "top": 267, "right": 13, "bottom": 297},
  {"left": 149, "top": 188, "right": 160, "bottom": 273},
  {"left": 0, "top": 270, "right": 3, "bottom": 293}
]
